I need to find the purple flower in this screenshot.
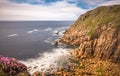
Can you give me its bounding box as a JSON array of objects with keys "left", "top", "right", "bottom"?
[{"left": 0, "top": 55, "right": 28, "bottom": 75}]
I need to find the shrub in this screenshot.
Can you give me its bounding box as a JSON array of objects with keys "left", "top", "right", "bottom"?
[{"left": 0, "top": 55, "right": 27, "bottom": 75}]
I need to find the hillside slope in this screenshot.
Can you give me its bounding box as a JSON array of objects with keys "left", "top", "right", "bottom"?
[
  {"left": 31, "top": 5, "right": 120, "bottom": 76},
  {"left": 60, "top": 5, "right": 120, "bottom": 63}
]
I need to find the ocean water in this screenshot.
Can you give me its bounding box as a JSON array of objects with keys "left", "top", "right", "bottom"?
[{"left": 0, "top": 21, "right": 73, "bottom": 73}]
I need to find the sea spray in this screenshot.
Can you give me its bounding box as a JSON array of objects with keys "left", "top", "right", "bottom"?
[{"left": 20, "top": 47, "right": 71, "bottom": 74}]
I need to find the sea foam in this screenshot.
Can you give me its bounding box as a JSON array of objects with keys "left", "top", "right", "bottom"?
[
  {"left": 27, "top": 29, "right": 40, "bottom": 33},
  {"left": 8, "top": 34, "right": 18, "bottom": 37},
  {"left": 44, "top": 27, "right": 52, "bottom": 31},
  {"left": 20, "top": 48, "right": 71, "bottom": 74}
]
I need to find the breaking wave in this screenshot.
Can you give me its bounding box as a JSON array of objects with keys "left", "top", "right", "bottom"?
[
  {"left": 44, "top": 27, "right": 52, "bottom": 31},
  {"left": 8, "top": 34, "right": 18, "bottom": 37},
  {"left": 44, "top": 37, "right": 53, "bottom": 44},
  {"left": 27, "top": 27, "right": 52, "bottom": 34},
  {"left": 27, "top": 29, "right": 40, "bottom": 34},
  {"left": 20, "top": 48, "right": 71, "bottom": 74},
  {"left": 52, "top": 27, "right": 68, "bottom": 36}
]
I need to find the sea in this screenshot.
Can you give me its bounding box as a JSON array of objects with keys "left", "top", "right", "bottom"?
[{"left": 0, "top": 21, "right": 73, "bottom": 73}]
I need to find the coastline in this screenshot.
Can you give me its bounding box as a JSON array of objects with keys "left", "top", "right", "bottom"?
[
  {"left": 0, "top": 21, "right": 73, "bottom": 76},
  {"left": 20, "top": 47, "right": 72, "bottom": 74},
  {"left": 0, "top": 5, "right": 120, "bottom": 76}
]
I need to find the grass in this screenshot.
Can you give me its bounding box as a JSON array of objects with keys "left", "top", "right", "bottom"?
[
  {"left": 56, "top": 74, "right": 58, "bottom": 76},
  {"left": 69, "top": 57, "right": 87, "bottom": 70},
  {"left": 74, "top": 5, "right": 120, "bottom": 36},
  {"left": 79, "top": 65, "right": 86, "bottom": 69},
  {"left": 115, "top": 18, "right": 120, "bottom": 27},
  {"left": 87, "top": 28, "right": 94, "bottom": 36},
  {"left": 96, "top": 68, "right": 104, "bottom": 76},
  {"left": 0, "top": 64, "right": 8, "bottom": 76}
]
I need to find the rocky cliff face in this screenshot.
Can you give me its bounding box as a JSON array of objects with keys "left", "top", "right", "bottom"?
[{"left": 60, "top": 5, "right": 120, "bottom": 63}]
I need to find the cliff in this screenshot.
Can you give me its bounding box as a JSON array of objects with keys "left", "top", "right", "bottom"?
[
  {"left": 32, "top": 5, "right": 120, "bottom": 76},
  {"left": 60, "top": 5, "right": 120, "bottom": 63}
]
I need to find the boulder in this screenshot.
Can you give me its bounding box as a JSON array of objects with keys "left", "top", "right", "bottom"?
[
  {"left": 33, "top": 71, "right": 40, "bottom": 76},
  {"left": 42, "top": 73, "right": 46, "bottom": 76},
  {"left": 54, "top": 31, "right": 59, "bottom": 35},
  {"left": 52, "top": 40, "right": 59, "bottom": 46}
]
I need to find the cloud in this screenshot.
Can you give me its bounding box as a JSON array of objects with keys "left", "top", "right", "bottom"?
[
  {"left": 11, "top": 0, "right": 45, "bottom": 4},
  {"left": 1, "top": 0, "right": 119, "bottom": 21},
  {"left": 82, "top": 0, "right": 106, "bottom": 6},
  {"left": 99, "top": 0, "right": 120, "bottom": 6},
  {"left": 26, "top": 0, "right": 45, "bottom": 3},
  {"left": 65, "top": 0, "right": 120, "bottom": 9},
  {"left": 82, "top": 0, "right": 120, "bottom": 6},
  {"left": 0, "top": 0, "right": 87, "bottom": 21}
]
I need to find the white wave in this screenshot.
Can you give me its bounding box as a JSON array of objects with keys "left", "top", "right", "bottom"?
[
  {"left": 60, "top": 26, "right": 69, "bottom": 29},
  {"left": 59, "top": 30, "right": 65, "bottom": 36},
  {"left": 27, "top": 31, "right": 34, "bottom": 33},
  {"left": 33, "top": 29, "right": 39, "bottom": 32},
  {"left": 44, "top": 27, "right": 52, "bottom": 31},
  {"left": 27, "top": 29, "right": 40, "bottom": 34},
  {"left": 52, "top": 26, "right": 68, "bottom": 36},
  {"left": 20, "top": 48, "right": 71, "bottom": 74},
  {"left": 8, "top": 34, "right": 18, "bottom": 37},
  {"left": 26, "top": 27, "right": 53, "bottom": 34},
  {"left": 44, "top": 40, "right": 50, "bottom": 43},
  {"left": 55, "top": 26, "right": 69, "bottom": 31},
  {"left": 44, "top": 37, "right": 53, "bottom": 44},
  {"left": 53, "top": 30, "right": 65, "bottom": 36},
  {"left": 53, "top": 31, "right": 59, "bottom": 34}
]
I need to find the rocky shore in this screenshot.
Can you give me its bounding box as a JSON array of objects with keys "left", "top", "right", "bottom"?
[
  {"left": 32, "top": 5, "right": 120, "bottom": 76},
  {"left": 57, "top": 5, "right": 120, "bottom": 76},
  {"left": 60, "top": 5, "right": 120, "bottom": 63},
  {"left": 0, "top": 5, "right": 120, "bottom": 76}
]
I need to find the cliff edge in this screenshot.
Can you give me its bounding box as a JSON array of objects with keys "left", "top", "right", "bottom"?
[{"left": 60, "top": 5, "right": 120, "bottom": 63}]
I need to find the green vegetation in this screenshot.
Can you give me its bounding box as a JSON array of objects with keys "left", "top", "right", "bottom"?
[
  {"left": 79, "top": 65, "right": 86, "bottom": 69},
  {"left": 87, "top": 27, "right": 94, "bottom": 36},
  {"left": 0, "top": 56, "right": 30, "bottom": 76},
  {"left": 0, "top": 64, "right": 8, "bottom": 76},
  {"left": 96, "top": 68, "right": 104, "bottom": 76},
  {"left": 57, "top": 5, "right": 120, "bottom": 76},
  {"left": 74, "top": 5, "right": 120, "bottom": 35},
  {"left": 115, "top": 18, "right": 120, "bottom": 27},
  {"left": 56, "top": 74, "right": 58, "bottom": 76}
]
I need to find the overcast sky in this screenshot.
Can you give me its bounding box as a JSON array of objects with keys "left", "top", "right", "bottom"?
[{"left": 0, "top": 0, "right": 120, "bottom": 21}]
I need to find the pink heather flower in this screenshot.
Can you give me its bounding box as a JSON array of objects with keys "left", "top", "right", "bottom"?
[
  {"left": 0, "top": 55, "right": 28, "bottom": 75},
  {"left": 11, "top": 58, "right": 16, "bottom": 61}
]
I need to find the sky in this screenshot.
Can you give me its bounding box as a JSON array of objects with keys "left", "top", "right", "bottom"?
[{"left": 0, "top": 0, "right": 120, "bottom": 21}]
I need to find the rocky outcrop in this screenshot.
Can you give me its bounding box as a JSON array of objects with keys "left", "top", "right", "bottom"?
[
  {"left": 60, "top": 5, "right": 120, "bottom": 63},
  {"left": 30, "top": 5, "right": 120, "bottom": 76}
]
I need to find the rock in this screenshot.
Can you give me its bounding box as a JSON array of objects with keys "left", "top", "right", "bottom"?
[
  {"left": 50, "top": 71, "right": 55, "bottom": 75},
  {"left": 58, "top": 66, "right": 63, "bottom": 71},
  {"left": 59, "top": 5, "right": 120, "bottom": 63},
  {"left": 34, "top": 66, "right": 38, "bottom": 69},
  {"left": 41, "top": 64, "right": 44, "bottom": 66},
  {"left": 17, "top": 72, "right": 31, "bottom": 76},
  {"left": 42, "top": 73, "right": 46, "bottom": 76},
  {"left": 52, "top": 40, "right": 59, "bottom": 46},
  {"left": 63, "top": 73, "right": 67, "bottom": 76},
  {"left": 33, "top": 71, "right": 40, "bottom": 76},
  {"left": 53, "top": 5, "right": 120, "bottom": 76},
  {"left": 45, "top": 68, "right": 50, "bottom": 72},
  {"left": 27, "top": 67, "right": 32, "bottom": 71},
  {"left": 54, "top": 31, "right": 59, "bottom": 35},
  {"left": 56, "top": 72, "right": 63, "bottom": 75}
]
